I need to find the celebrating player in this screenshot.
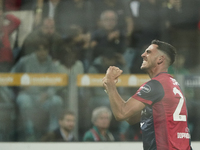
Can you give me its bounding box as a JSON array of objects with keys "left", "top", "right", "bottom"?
[{"left": 102, "top": 40, "right": 192, "bottom": 150}]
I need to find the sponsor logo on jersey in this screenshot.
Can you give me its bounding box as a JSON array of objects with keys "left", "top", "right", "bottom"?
[
  {"left": 177, "top": 132, "right": 190, "bottom": 139},
  {"left": 141, "top": 84, "right": 151, "bottom": 93}
]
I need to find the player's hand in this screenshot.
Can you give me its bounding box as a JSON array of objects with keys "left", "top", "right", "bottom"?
[
  {"left": 106, "top": 66, "right": 123, "bottom": 81},
  {"left": 103, "top": 66, "right": 122, "bottom": 93}
]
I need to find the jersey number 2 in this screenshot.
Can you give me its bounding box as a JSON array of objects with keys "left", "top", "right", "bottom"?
[{"left": 173, "top": 87, "right": 186, "bottom": 121}]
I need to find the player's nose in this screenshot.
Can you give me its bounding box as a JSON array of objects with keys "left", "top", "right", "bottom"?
[{"left": 141, "top": 52, "right": 146, "bottom": 58}]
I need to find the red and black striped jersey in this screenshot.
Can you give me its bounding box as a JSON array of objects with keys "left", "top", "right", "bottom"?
[{"left": 132, "top": 72, "right": 192, "bottom": 150}]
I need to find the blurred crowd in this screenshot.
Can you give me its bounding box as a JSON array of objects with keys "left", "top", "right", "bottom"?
[{"left": 0, "top": 0, "right": 200, "bottom": 142}]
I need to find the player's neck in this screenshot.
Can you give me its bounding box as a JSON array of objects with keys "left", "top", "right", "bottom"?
[{"left": 147, "top": 67, "right": 168, "bottom": 79}]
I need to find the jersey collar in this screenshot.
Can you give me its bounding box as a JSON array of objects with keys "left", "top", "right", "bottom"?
[{"left": 155, "top": 72, "right": 168, "bottom": 77}]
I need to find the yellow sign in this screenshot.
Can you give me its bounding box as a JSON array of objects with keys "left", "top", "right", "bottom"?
[
  {"left": 77, "top": 74, "right": 150, "bottom": 87},
  {"left": 0, "top": 73, "right": 150, "bottom": 87},
  {"left": 0, "top": 73, "right": 68, "bottom": 86}
]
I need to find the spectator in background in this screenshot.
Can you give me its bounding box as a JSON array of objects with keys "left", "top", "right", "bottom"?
[
  {"left": 82, "top": 48, "right": 130, "bottom": 140},
  {"left": 54, "top": 0, "right": 95, "bottom": 37},
  {"left": 56, "top": 36, "right": 84, "bottom": 75},
  {"left": 41, "top": 110, "right": 77, "bottom": 142},
  {"left": 16, "top": 17, "right": 62, "bottom": 63},
  {"left": 0, "top": 85, "right": 16, "bottom": 141},
  {"left": 83, "top": 106, "right": 114, "bottom": 141},
  {"left": 93, "top": 0, "right": 133, "bottom": 37},
  {"left": 90, "top": 10, "right": 127, "bottom": 62},
  {"left": 3, "top": 0, "right": 22, "bottom": 11},
  {"left": 3, "top": 0, "right": 61, "bottom": 28},
  {"left": 88, "top": 47, "right": 129, "bottom": 74},
  {"left": 88, "top": 48, "right": 129, "bottom": 108},
  {"left": 162, "top": 0, "right": 200, "bottom": 69},
  {"left": 33, "top": 0, "right": 61, "bottom": 28},
  {"left": 57, "top": 25, "right": 90, "bottom": 72},
  {"left": 3, "top": 0, "right": 41, "bottom": 11},
  {"left": 11, "top": 38, "right": 63, "bottom": 141},
  {"left": 129, "top": 0, "right": 161, "bottom": 49},
  {"left": 127, "top": 0, "right": 163, "bottom": 74},
  {"left": 0, "top": 6, "right": 21, "bottom": 72},
  {"left": 3, "top": 0, "right": 61, "bottom": 27},
  {"left": 56, "top": 38, "right": 84, "bottom": 106},
  {"left": 55, "top": 36, "right": 86, "bottom": 140}
]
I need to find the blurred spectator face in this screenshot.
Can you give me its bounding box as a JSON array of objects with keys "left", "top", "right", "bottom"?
[
  {"left": 100, "top": 10, "right": 117, "bottom": 31},
  {"left": 94, "top": 112, "right": 111, "bottom": 130},
  {"left": 59, "top": 114, "right": 76, "bottom": 132},
  {"left": 41, "top": 18, "right": 55, "bottom": 36},
  {"left": 35, "top": 45, "right": 49, "bottom": 62}
]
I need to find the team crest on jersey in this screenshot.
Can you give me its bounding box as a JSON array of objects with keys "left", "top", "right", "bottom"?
[{"left": 141, "top": 84, "right": 151, "bottom": 93}]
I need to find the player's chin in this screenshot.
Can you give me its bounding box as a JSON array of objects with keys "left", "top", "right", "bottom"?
[
  {"left": 140, "top": 65, "right": 145, "bottom": 70},
  {"left": 140, "top": 65, "right": 147, "bottom": 71}
]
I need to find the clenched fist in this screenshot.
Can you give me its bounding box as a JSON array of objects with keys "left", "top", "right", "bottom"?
[
  {"left": 106, "top": 66, "right": 123, "bottom": 81},
  {"left": 102, "top": 66, "right": 123, "bottom": 93}
]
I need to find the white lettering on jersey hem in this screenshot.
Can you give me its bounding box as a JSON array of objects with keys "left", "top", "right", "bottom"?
[{"left": 177, "top": 132, "right": 190, "bottom": 139}]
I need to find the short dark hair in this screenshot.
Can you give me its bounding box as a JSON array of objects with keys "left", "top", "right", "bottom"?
[
  {"left": 151, "top": 40, "right": 176, "bottom": 65},
  {"left": 58, "top": 110, "right": 75, "bottom": 120}
]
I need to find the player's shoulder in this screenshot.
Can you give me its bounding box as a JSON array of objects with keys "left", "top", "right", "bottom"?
[
  {"left": 145, "top": 79, "right": 162, "bottom": 88},
  {"left": 153, "top": 72, "right": 175, "bottom": 84},
  {"left": 142, "top": 79, "right": 164, "bottom": 96}
]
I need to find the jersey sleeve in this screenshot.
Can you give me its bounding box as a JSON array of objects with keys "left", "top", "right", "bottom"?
[{"left": 132, "top": 80, "right": 164, "bottom": 105}]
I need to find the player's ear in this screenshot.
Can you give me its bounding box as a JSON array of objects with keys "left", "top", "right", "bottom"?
[{"left": 157, "top": 55, "right": 164, "bottom": 64}]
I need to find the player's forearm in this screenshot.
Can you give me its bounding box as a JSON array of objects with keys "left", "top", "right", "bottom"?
[{"left": 106, "top": 80, "right": 127, "bottom": 121}]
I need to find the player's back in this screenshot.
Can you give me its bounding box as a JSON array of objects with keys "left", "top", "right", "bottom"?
[{"left": 152, "top": 73, "right": 192, "bottom": 150}]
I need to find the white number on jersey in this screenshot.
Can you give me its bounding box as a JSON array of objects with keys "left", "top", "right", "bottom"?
[{"left": 173, "top": 87, "right": 186, "bottom": 121}]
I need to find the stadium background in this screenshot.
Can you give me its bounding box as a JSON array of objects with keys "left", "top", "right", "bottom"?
[{"left": 0, "top": 0, "right": 200, "bottom": 149}]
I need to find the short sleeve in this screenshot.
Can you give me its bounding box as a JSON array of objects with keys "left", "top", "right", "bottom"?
[{"left": 132, "top": 80, "right": 165, "bottom": 105}]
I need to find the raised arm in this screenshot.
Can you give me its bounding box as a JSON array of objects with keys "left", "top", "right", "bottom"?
[
  {"left": 5, "top": 14, "right": 21, "bottom": 34},
  {"left": 102, "top": 66, "right": 145, "bottom": 123}
]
